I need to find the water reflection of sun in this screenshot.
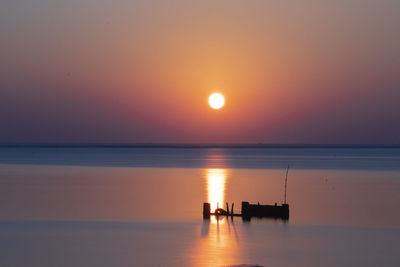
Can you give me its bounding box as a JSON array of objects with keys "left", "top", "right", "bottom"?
[
  {"left": 188, "top": 169, "right": 240, "bottom": 266},
  {"left": 194, "top": 218, "right": 240, "bottom": 266},
  {"left": 205, "top": 169, "right": 228, "bottom": 213}
]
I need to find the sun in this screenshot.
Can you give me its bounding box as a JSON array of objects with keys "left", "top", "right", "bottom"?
[{"left": 208, "top": 93, "right": 225, "bottom": 110}]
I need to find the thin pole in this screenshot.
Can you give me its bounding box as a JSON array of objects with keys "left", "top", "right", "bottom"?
[{"left": 284, "top": 164, "right": 290, "bottom": 204}]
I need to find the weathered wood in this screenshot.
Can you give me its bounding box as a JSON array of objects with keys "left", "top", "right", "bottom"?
[
  {"left": 242, "top": 201, "right": 289, "bottom": 221},
  {"left": 203, "top": 201, "right": 289, "bottom": 221},
  {"left": 203, "top": 203, "right": 210, "bottom": 219}
]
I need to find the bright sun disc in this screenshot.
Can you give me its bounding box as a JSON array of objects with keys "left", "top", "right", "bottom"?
[{"left": 208, "top": 93, "right": 225, "bottom": 110}]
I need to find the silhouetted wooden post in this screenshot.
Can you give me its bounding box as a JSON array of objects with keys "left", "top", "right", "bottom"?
[
  {"left": 203, "top": 203, "right": 210, "bottom": 219},
  {"left": 241, "top": 201, "right": 250, "bottom": 221},
  {"left": 231, "top": 203, "right": 234, "bottom": 215},
  {"left": 226, "top": 202, "right": 230, "bottom": 215},
  {"left": 284, "top": 164, "right": 290, "bottom": 204}
]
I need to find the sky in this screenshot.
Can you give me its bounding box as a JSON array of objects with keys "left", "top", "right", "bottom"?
[{"left": 1, "top": 0, "right": 399, "bottom": 144}]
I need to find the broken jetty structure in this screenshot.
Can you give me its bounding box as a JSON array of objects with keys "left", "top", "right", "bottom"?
[{"left": 203, "top": 165, "right": 291, "bottom": 221}]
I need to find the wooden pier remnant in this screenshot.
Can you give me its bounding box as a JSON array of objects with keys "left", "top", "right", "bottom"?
[
  {"left": 203, "top": 203, "right": 210, "bottom": 219},
  {"left": 202, "top": 201, "right": 289, "bottom": 221},
  {"left": 203, "top": 165, "right": 291, "bottom": 221},
  {"left": 241, "top": 201, "right": 289, "bottom": 221}
]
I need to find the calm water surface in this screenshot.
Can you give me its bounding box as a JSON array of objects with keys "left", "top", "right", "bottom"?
[{"left": 0, "top": 147, "right": 399, "bottom": 266}]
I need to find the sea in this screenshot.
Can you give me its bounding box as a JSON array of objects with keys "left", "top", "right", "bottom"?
[{"left": 0, "top": 144, "right": 399, "bottom": 267}]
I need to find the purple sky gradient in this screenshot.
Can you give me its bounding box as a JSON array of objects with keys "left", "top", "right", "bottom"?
[{"left": 1, "top": 0, "right": 399, "bottom": 143}]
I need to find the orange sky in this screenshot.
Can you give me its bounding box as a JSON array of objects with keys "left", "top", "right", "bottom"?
[{"left": 1, "top": 0, "right": 400, "bottom": 143}]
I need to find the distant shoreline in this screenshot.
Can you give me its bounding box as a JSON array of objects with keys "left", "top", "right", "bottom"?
[{"left": 1, "top": 143, "right": 399, "bottom": 149}]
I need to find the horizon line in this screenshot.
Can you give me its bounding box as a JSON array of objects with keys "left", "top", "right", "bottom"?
[{"left": 1, "top": 143, "right": 400, "bottom": 149}]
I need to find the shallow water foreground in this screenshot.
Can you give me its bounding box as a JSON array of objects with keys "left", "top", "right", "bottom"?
[{"left": 0, "top": 220, "right": 399, "bottom": 267}]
